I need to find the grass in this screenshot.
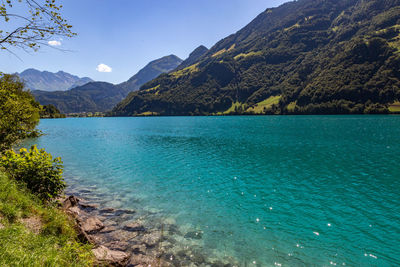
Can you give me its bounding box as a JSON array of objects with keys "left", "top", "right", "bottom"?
[
  {"left": 284, "top": 23, "right": 300, "bottom": 32},
  {"left": 143, "top": 84, "right": 160, "bottom": 92},
  {"left": 171, "top": 63, "right": 200, "bottom": 78},
  {"left": 216, "top": 101, "right": 246, "bottom": 115},
  {"left": 212, "top": 49, "right": 227, "bottom": 58},
  {"left": 287, "top": 101, "right": 297, "bottom": 112},
  {"left": 332, "top": 26, "right": 340, "bottom": 32},
  {"left": 137, "top": 111, "right": 159, "bottom": 116},
  {"left": 234, "top": 51, "right": 262, "bottom": 60},
  {"left": 389, "top": 101, "right": 400, "bottom": 113},
  {"left": 246, "top": 95, "right": 281, "bottom": 113},
  {"left": 211, "top": 44, "right": 236, "bottom": 58},
  {"left": 0, "top": 171, "right": 94, "bottom": 267}
]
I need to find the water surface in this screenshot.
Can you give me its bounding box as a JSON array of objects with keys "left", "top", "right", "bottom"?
[{"left": 28, "top": 116, "right": 400, "bottom": 266}]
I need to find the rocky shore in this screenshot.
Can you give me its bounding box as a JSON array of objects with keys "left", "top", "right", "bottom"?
[{"left": 61, "top": 195, "right": 237, "bottom": 267}]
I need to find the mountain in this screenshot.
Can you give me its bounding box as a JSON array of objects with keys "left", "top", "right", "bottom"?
[
  {"left": 32, "top": 55, "right": 182, "bottom": 113},
  {"left": 118, "top": 55, "right": 182, "bottom": 91},
  {"left": 33, "top": 82, "right": 128, "bottom": 114},
  {"left": 112, "top": 0, "right": 400, "bottom": 116},
  {"left": 19, "top": 68, "right": 93, "bottom": 92},
  {"left": 175, "top": 45, "right": 208, "bottom": 70}
]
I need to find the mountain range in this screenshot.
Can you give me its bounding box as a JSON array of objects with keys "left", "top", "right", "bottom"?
[
  {"left": 18, "top": 69, "right": 93, "bottom": 92},
  {"left": 32, "top": 55, "right": 183, "bottom": 113},
  {"left": 112, "top": 0, "right": 400, "bottom": 116}
]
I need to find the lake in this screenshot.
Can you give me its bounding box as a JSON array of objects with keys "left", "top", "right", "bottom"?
[{"left": 27, "top": 116, "right": 400, "bottom": 266}]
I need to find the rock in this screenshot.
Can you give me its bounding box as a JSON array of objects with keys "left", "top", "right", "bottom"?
[
  {"left": 100, "top": 225, "right": 117, "bottom": 234},
  {"left": 165, "top": 224, "right": 181, "bottom": 235},
  {"left": 99, "top": 207, "right": 116, "bottom": 214},
  {"left": 79, "top": 202, "right": 98, "bottom": 212},
  {"left": 140, "top": 232, "right": 160, "bottom": 248},
  {"left": 123, "top": 222, "right": 146, "bottom": 232},
  {"left": 114, "top": 209, "right": 136, "bottom": 216},
  {"left": 189, "top": 251, "right": 206, "bottom": 265},
  {"left": 103, "top": 219, "right": 118, "bottom": 227},
  {"left": 176, "top": 250, "right": 189, "bottom": 260},
  {"left": 67, "top": 206, "right": 83, "bottom": 218},
  {"left": 184, "top": 231, "right": 203, "bottom": 240},
  {"left": 63, "top": 195, "right": 79, "bottom": 209},
  {"left": 104, "top": 241, "right": 131, "bottom": 252},
  {"left": 131, "top": 244, "right": 146, "bottom": 255},
  {"left": 80, "top": 217, "right": 104, "bottom": 234},
  {"left": 92, "top": 245, "right": 129, "bottom": 266},
  {"left": 128, "top": 254, "right": 158, "bottom": 267},
  {"left": 109, "top": 230, "right": 139, "bottom": 242},
  {"left": 211, "top": 261, "right": 233, "bottom": 267},
  {"left": 76, "top": 224, "right": 94, "bottom": 244}
]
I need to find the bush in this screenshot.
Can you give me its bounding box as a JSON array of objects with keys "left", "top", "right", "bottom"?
[{"left": 0, "top": 145, "right": 65, "bottom": 201}]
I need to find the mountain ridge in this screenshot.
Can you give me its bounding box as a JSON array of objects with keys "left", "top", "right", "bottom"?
[
  {"left": 18, "top": 68, "right": 93, "bottom": 92},
  {"left": 175, "top": 45, "right": 208, "bottom": 70},
  {"left": 33, "top": 54, "right": 183, "bottom": 113},
  {"left": 112, "top": 0, "right": 400, "bottom": 116},
  {"left": 119, "top": 55, "right": 182, "bottom": 91}
]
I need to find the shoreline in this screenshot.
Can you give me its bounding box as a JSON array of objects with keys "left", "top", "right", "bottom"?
[
  {"left": 62, "top": 195, "right": 171, "bottom": 266},
  {"left": 62, "top": 194, "right": 238, "bottom": 267}
]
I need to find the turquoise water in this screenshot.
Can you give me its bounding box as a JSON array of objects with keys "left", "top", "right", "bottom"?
[{"left": 28, "top": 116, "right": 400, "bottom": 266}]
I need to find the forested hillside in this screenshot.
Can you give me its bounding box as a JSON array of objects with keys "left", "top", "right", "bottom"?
[
  {"left": 33, "top": 82, "right": 128, "bottom": 113},
  {"left": 112, "top": 0, "right": 400, "bottom": 116}
]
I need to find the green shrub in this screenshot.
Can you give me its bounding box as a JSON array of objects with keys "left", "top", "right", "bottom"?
[{"left": 0, "top": 145, "right": 65, "bottom": 201}]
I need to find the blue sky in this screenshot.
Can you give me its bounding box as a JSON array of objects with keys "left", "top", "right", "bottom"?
[{"left": 0, "top": 0, "right": 287, "bottom": 84}]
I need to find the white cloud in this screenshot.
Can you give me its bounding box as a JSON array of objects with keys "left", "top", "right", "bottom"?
[
  {"left": 48, "top": 40, "right": 61, "bottom": 46},
  {"left": 96, "top": 63, "right": 112, "bottom": 73}
]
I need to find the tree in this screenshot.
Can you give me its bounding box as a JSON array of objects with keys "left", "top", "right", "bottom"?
[
  {"left": 0, "top": 0, "right": 76, "bottom": 52},
  {"left": 0, "top": 73, "right": 40, "bottom": 151}
]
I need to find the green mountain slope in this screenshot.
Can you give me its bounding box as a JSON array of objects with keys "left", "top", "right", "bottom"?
[{"left": 112, "top": 0, "right": 400, "bottom": 116}]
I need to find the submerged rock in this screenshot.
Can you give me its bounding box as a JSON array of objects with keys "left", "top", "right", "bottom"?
[
  {"left": 109, "top": 229, "right": 139, "bottom": 242},
  {"left": 100, "top": 207, "right": 116, "bottom": 214},
  {"left": 104, "top": 241, "right": 131, "bottom": 252},
  {"left": 92, "top": 245, "right": 129, "bottom": 266},
  {"left": 79, "top": 202, "right": 98, "bottom": 212},
  {"left": 80, "top": 216, "right": 104, "bottom": 234},
  {"left": 189, "top": 250, "right": 206, "bottom": 265},
  {"left": 128, "top": 254, "right": 173, "bottom": 267},
  {"left": 140, "top": 232, "right": 161, "bottom": 248},
  {"left": 114, "top": 209, "right": 136, "bottom": 216},
  {"left": 131, "top": 244, "right": 146, "bottom": 255},
  {"left": 100, "top": 225, "right": 117, "bottom": 234},
  {"left": 123, "top": 221, "right": 146, "bottom": 232},
  {"left": 184, "top": 231, "right": 203, "bottom": 240}
]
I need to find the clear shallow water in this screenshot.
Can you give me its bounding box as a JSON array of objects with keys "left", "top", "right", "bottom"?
[{"left": 27, "top": 116, "right": 400, "bottom": 266}]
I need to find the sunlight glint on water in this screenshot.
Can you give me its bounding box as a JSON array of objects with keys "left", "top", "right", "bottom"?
[{"left": 26, "top": 116, "right": 400, "bottom": 266}]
